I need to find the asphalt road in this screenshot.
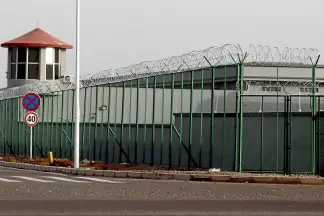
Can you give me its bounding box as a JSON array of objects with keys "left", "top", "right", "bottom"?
[{"left": 0, "top": 166, "right": 324, "bottom": 215}]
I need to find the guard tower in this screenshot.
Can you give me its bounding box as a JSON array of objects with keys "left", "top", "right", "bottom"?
[{"left": 1, "top": 28, "right": 73, "bottom": 88}]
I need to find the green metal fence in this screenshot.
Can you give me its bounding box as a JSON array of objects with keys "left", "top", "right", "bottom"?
[
  {"left": 0, "top": 44, "right": 322, "bottom": 175},
  {"left": 0, "top": 67, "right": 237, "bottom": 170}
]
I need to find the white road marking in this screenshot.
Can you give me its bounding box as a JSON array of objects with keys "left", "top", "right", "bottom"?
[
  {"left": 74, "top": 177, "right": 124, "bottom": 183},
  {"left": 10, "top": 168, "right": 67, "bottom": 176},
  {"left": 11, "top": 176, "right": 54, "bottom": 183},
  {"left": 0, "top": 177, "right": 21, "bottom": 183},
  {"left": 0, "top": 170, "right": 19, "bottom": 172},
  {"left": 42, "top": 176, "right": 90, "bottom": 183}
]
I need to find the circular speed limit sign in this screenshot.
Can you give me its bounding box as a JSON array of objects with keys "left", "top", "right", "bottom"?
[{"left": 24, "top": 111, "right": 39, "bottom": 127}]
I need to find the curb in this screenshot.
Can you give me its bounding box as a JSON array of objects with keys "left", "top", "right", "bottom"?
[{"left": 0, "top": 161, "right": 323, "bottom": 185}]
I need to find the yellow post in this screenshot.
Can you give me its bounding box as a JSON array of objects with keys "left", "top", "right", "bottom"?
[{"left": 48, "top": 151, "right": 54, "bottom": 165}]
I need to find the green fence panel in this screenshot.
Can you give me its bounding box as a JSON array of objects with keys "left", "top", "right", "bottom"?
[{"left": 0, "top": 63, "right": 323, "bottom": 176}]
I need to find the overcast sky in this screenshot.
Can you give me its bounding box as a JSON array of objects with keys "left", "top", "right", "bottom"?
[{"left": 0, "top": 0, "right": 323, "bottom": 88}]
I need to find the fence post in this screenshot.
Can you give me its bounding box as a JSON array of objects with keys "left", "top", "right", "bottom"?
[
  {"left": 221, "top": 66, "right": 227, "bottom": 170},
  {"left": 168, "top": 73, "right": 175, "bottom": 168},
  {"left": 210, "top": 66, "right": 215, "bottom": 168},
  {"left": 260, "top": 95, "right": 264, "bottom": 172},
  {"left": 234, "top": 64, "right": 240, "bottom": 172},
  {"left": 276, "top": 67, "right": 280, "bottom": 171},
  {"left": 284, "top": 96, "right": 289, "bottom": 174},
  {"left": 203, "top": 57, "right": 214, "bottom": 168},
  {"left": 317, "top": 97, "right": 321, "bottom": 175},
  {"left": 94, "top": 86, "right": 99, "bottom": 161},
  {"left": 128, "top": 81, "right": 133, "bottom": 161},
  {"left": 82, "top": 88, "right": 88, "bottom": 161},
  {"left": 238, "top": 62, "right": 244, "bottom": 172},
  {"left": 151, "top": 77, "right": 156, "bottom": 166},
  {"left": 238, "top": 53, "right": 248, "bottom": 173},
  {"left": 310, "top": 55, "right": 320, "bottom": 174},
  {"left": 160, "top": 75, "right": 165, "bottom": 165},
  {"left": 229, "top": 52, "right": 247, "bottom": 173},
  {"left": 120, "top": 82, "right": 125, "bottom": 163},
  {"left": 143, "top": 78, "right": 148, "bottom": 164},
  {"left": 187, "top": 70, "right": 194, "bottom": 169},
  {"left": 284, "top": 95, "right": 294, "bottom": 175},
  {"left": 135, "top": 80, "right": 139, "bottom": 164}
]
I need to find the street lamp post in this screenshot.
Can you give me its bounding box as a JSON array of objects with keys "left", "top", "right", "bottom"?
[{"left": 74, "top": 0, "right": 80, "bottom": 169}]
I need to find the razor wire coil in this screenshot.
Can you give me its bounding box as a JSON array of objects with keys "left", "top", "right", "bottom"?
[{"left": 0, "top": 44, "right": 319, "bottom": 100}]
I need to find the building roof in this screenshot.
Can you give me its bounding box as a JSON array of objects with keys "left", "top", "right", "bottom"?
[{"left": 1, "top": 28, "right": 73, "bottom": 49}]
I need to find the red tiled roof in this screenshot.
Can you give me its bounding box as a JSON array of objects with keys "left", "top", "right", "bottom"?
[{"left": 1, "top": 28, "right": 73, "bottom": 49}]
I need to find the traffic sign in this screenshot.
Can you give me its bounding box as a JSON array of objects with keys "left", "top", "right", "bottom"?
[
  {"left": 22, "top": 92, "right": 41, "bottom": 111},
  {"left": 24, "top": 111, "right": 39, "bottom": 127}
]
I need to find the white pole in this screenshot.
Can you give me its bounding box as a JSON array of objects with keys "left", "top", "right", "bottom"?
[
  {"left": 74, "top": 0, "right": 80, "bottom": 169},
  {"left": 30, "top": 126, "right": 33, "bottom": 160}
]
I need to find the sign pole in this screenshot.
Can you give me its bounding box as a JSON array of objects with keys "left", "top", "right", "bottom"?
[
  {"left": 74, "top": 0, "right": 81, "bottom": 169},
  {"left": 30, "top": 126, "right": 33, "bottom": 160},
  {"left": 22, "top": 93, "right": 40, "bottom": 161}
]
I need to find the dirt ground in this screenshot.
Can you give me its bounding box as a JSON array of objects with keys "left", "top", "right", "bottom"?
[
  {"left": 0, "top": 155, "right": 322, "bottom": 179},
  {"left": 0, "top": 156, "right": 205, "bottom": 172}
]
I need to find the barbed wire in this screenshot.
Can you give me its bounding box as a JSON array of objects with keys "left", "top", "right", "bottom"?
[
  {"left": 248, "top": 45, "right": 319, "bottom": 64},
  {"left": 0, "top": 44, "right": 319, "bottom": 100},
  {"left": 243, "top": 80, "right": 324, "bottom": 95}
]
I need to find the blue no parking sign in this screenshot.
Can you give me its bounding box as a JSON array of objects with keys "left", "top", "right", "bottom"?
[{"left": 22, "top": 92, "right": 41, "bottom": 111}]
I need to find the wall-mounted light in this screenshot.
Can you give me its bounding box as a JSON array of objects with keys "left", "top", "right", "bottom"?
[
  {"left": 90, "top": 113, "right": 98, "bottom": 120},
  {"left": 99, "top": 105, "right": 107, "bottom": 111}
]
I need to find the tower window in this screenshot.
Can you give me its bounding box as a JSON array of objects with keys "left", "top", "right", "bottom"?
[
  {"left": 10, "top": 64, "right": 16, "bottom": 79},
  {"left": 17, "top": 47, "right": 26, "bottom": 62},
  {"left": 28, "top": 64, "right": 40, "bottom": 79},
  {"left": 17, "top": 64, "right": 26, "bottom": 79},
  {"left": 28, "top": 48, "right": 40, "bottom": 63},
  {"left": 55, "top": 65, "right": 60, "bottom": 79},
  {"left": 10, "top": 48, "right": 17, "bottom": 62},
  {"left": 46, "top": 65, "right": 54, "bottom": 80},
  {"left": 54, "top": 48, "right": 59, "bottom": 63},
  {"left": 9, "top": 47, "right": 40, "bottom": 80},
  {"left": 46, "top": 48, "right": 61, "bottom": 80}
]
